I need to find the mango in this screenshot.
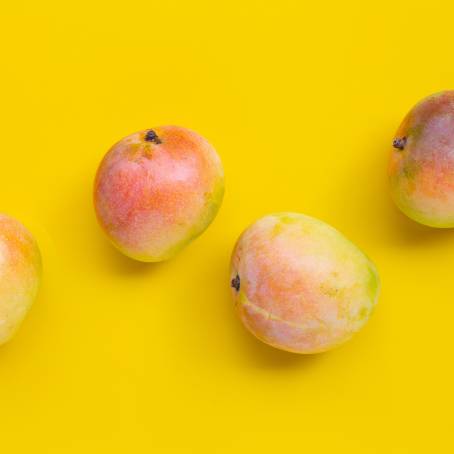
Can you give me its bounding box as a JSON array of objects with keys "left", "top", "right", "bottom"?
[
  {"left": 230, "top": 213, "right": 379, "bottom": 354},
  {"left": 0, "top": 214, "right": 41, "bottom": 345},
  {"left": 94, "top": 126, "right": 224, "bottom": 261},
  {"left": 389, "top": 91, "right": 454, "bottom": 227}
]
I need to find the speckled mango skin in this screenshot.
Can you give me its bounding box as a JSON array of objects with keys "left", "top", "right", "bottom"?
[
  {"left": 94, "top": 126, "right": 224, "bottom": 262},
  {"left": 230, "top": 213, "right": 380, "bottom": 354},
  {"left": 0, "top": 214, "right": 41, "bottom": 345},
  {"left": 389, "top": 91, "right": 454, "bottom": 227}
]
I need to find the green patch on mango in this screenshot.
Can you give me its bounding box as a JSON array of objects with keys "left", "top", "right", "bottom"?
[{"left": 366, "top": 266, "right": 379, "bottom": 303}]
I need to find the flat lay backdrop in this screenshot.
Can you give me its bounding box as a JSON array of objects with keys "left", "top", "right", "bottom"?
[{"left": 0, "top": 1, "right": 452, "bottom": 452}]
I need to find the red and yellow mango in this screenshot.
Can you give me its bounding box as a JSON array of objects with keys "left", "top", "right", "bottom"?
[
  {"left": 389, "top": 91, "right": 454, "bottom": 227},
  {"left": 0, "top": 214, "right": 41, "bottom": 345},
  {"left": 94, "top": 126, "right": 224, "bottom": 261},
  {"left": 230, "top": 213, "right": 379, "bottom": 354}
]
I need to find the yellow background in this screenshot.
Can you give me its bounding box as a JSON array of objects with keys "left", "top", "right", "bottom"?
[{"left": 0, "top": 1, "right": 452, "bottom": 452}]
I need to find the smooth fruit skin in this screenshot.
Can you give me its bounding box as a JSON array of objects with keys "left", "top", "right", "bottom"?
[
  {"left": 0, "top": 214, "right": 41, "bottom": 345},
  {"left": 94, "top": 126, "right": 224, "bottom": 262},
  {"left": 389, "top": 90, "right": 454, "bottom": 227},
  {"left": 230, "top": 213, "right": 380, "bottom": 354}
]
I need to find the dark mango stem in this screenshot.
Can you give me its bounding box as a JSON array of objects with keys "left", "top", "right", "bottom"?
[
  {"left": 231, "top": 274, "right": 240, "bottom": 292},
  {"left": 145, "top": 130, "right": 162, "bottom": 144},
  {"left": 393, "top": 137, "right": 407, "bottom": 150}
]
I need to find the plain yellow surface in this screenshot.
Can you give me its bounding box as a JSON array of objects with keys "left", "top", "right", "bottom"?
[{"left": 0, "top": 1, "right": 452, "bottom": 452}]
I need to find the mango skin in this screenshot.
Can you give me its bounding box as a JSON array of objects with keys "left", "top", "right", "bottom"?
[
  {"left": 0, "top": 214, "right": 41, "bottom": 345},
  {"left": 94, "top": 126, "right": 224, "bottom": 262},
  {"left": 230, "top": 213, "right": 380, "bottom": 354},
  {"left": 389, "top": 90, "right": 454, "bottom": 227}
]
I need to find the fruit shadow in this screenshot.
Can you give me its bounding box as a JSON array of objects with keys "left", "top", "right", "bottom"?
[
  {"left": 386, "top": 202, "right": 454, "bottom": 247},
  {"left": 95, "top": 231, "right": 168, "bottom": 277},
  {"left": 237, "top": 328, "right": 325, "bottom": 371},
  {"left": 223, "top": 289, "right": 324, "bottom": 371}
]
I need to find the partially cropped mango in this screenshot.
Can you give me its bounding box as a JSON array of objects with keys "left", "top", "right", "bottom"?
[
  {"left": 94, "top": 126, "right": 224, "bottom": 262},
  {"left": 230, "top": 213, "right": 380, "bottom": 354},
  {"left": 389, "top": 90, "right": 454, "bottom": 227},
  {"left": 0, "top": 214, "right": 41, "bottom": 345}
]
